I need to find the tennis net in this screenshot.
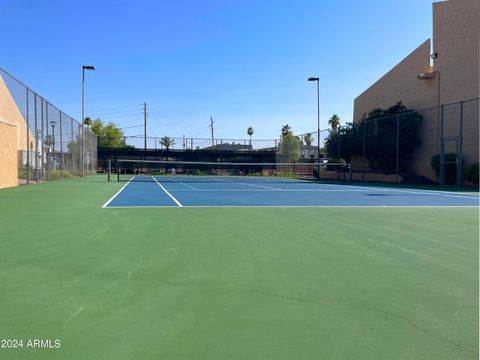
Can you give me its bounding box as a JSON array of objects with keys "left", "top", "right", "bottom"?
[{"left": 109, "top": 159, "right": 351, "bottom": 183}]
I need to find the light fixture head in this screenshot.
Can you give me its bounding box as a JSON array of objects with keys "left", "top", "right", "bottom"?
[
  {"left": 308, "top": 77, "right": 319, "bottom": 82},
  {"left": 83, "top": 65, "right": 95, "bottom": 70},
  {"left": 417, "top": 72, "right": 435, "bottom": 80},
  {"left": 430, "top": 53, "right": 438, "bottom": 59}
]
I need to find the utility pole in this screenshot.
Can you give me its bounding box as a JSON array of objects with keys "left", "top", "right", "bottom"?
[
  {"left": 143, "top": 102, "right": 148, "bottom": 151},
  {"left": 209, "top": 117, "right": 215, "bottom": 149}
]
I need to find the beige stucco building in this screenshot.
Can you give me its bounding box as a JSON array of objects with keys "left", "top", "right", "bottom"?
[
  {"left": 353, "top": 0, "right": 479, "bottom": 182},
  {"left": 0, "top": 75, "right": 32, "bottom": 188}
]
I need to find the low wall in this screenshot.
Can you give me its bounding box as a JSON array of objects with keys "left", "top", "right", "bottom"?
[
  {"left": 0, "top": 120, "right": 18, "bottom": 188},
  {"left": 320, "top": 169, "right": 401, "bottom": 183}
]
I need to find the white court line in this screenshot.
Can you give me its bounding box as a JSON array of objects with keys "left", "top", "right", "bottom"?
[
  {"left": 326, "top": 183, "right": 479, "bottom": 200},
  {"left": 152, "top": 176, "right": 183, "bottom": 207},
  {"left": 179, "top": 182, "right": 198, "bottom": 190},
  {"left": 214, "top": 178, "right": 282, "bottom": 191},
  {"left": 158, "top": 188, "right": 453, "bottom": 192},
  {"left": 383, "top": 189, "right": 478, "bottom": 200},
  {"left": 171, "top": 178, "right": 199, "bottom": 191},
  {"left": 101, "top": 177, "right": 134, "bottom": 208},
  {"left": 103, "top": 205, "right": 479, "bottom": 209},
  {"left": 144, "top": 184, "right": 479, "bottom": 198}
]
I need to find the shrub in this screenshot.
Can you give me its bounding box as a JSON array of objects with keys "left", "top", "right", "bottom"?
[
  {"left": 430, "top": 153, "right": 460, "bottom": 185},
  {"left": 18, "top": 167, "right": 40, "bottom": 180},
  {"left": 50, "top": 170, "right": 73, "bottom": 180},
  {"left": 464, "top": 163, "right": 479, "bottom": 185},
  {"left": 18, "top": 166, "right": 29, "bottom": 179}
]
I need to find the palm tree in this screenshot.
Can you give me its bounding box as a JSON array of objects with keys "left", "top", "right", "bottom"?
[
  {"left": 303, "top": 133, "right": 313, "bottom": 146},
  {"left": 281, "top": 124, "right": 291, "bottom": 138},
  {"left": 160, "top": 136, "right": 175, "bottom": 150},
  {"left": 247, "top": 127, "right": 254, "bottom": 147},
  {"left": 328, "top": 114, "right": 340, "bottom": 130},
  {"left": 44, "top": 134, "right": 54, "bottom": 147}
]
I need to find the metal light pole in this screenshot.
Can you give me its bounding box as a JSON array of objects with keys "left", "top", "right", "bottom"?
[
  {"left": 308, "top": 77, "right": 320, "bottom": 177},
  {"left": 81, "top": 65, "right": 95, "bottom": 177},
  {"left": 417, "top": 70, "right": 441, "bottom": 183}
]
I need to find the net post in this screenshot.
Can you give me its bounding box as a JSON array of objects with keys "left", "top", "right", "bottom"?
[
  {"left": 117, "top": 162, "right": 120, "bottom": 182},
  {"left": 107, "top": 159, "right": 111, "bottom": 182}
]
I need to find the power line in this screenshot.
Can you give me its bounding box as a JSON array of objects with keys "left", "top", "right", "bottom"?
[
  {"left": 94, "top": 114, "right": 143, "bottom": 121},
  {"left": 88, "top": 109, "right": 143, "bottom": 116},
  {"left": 69, "top": 104, "right": 143, "bottom": 115},
  {"left": 120, "top": 124, "right": 143, "bottom": 130}
]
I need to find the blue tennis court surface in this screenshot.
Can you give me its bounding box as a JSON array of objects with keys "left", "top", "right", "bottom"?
[{"left": 102, "top": 175, "right": 479, "bottom": 207}]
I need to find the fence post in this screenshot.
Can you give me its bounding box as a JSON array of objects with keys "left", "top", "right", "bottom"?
[
  {"left": 59, "top": 112, "right": 64, "bottom": 178},
  {"left": 71, "top": 119, "right": 75, "bottom": 176},
  {"left": 439, "top": 104, "right": 445, "bottom": 186},
  {"left": 458, "top": 101, "right": 464, "bottom": 187},
  {"left": 337, "top": 131, "right": 341, "bottom": 160},
  {"left": 45, "top": 102, "right": 49, "bottom": 181},
  {"left": 362, "top": 118, "right": 366, "bottom": 182},
  {"left": 34, "top": 93, "right": 38, "bottom": 182},
  {"left": 40, "top": 98, "right": 45, "bottom": 181},
  {"left": 396, "top": 114, "right": 400, "bottom": 184},
  {"left": 26, "top": 89, "right": 30, "bottom": 184}
]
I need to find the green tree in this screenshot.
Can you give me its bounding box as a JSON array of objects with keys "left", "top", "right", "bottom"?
[
  {"left": 84, "top": 117, "right": 92, "bottom": 126},
  {"left": 324, "top": 102, "right": 422, "bottom": 174},
  {"left": 324, "top": 122, "right": 362, "bottom": 162},
  {"left": 90, "top": 118, "right": 128, "bottom": 148},
  {"left": 328, "top": 114, "right": 340, "bottom": 130},
  {"left": 279, "top": 126, "right": 301, "bottom": 163},
  {"left": 364, "top": 102, "right": 422, "bottom": 174},
  {"left": 44, "top": 134, "right": 54, "bottom": 148},
  {"left": 160, "top": 136, "right": 175, "bottom": 150},
  {"left": 247, "top": 127, "right": 254, "bottom": 146},
  {"left": 281, "top": 124, "right": 292, "bottom": 137},
  {"left": 303, "top": 133, "right": 313, "bottom": 146}
]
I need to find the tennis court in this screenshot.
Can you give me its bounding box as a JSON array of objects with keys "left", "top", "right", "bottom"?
[
  {"left": 0, "top": 176, "right": 478, "bottom": 360},
  {"left": 102, "top": 175, "right": 479, "bottom": 207}
]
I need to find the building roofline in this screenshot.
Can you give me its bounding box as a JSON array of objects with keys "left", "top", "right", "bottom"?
[{"left": 354, "top": 39, "right": 431, "bottom": 101}]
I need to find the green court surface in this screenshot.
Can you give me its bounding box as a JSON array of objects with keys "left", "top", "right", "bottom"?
[{"left": 0, "top": 176, "right": 478, "bottom": 359}]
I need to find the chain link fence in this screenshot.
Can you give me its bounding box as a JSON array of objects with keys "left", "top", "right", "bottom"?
[
  {"left": 0, "top": 67, "right": 97, "bottom": 184},
  {"left": 307, "top": 98, "right": 479, "bottom": 186},
  {"left": 99, "top": 98, "right": 478, "bottom": 188},
  {"left": 122, "top": 135, "right": 278, "bottom": 152}
]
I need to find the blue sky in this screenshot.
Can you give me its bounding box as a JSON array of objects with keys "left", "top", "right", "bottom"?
[{"left": 1, "top": 0, "right": 434, "bottom": 141}]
